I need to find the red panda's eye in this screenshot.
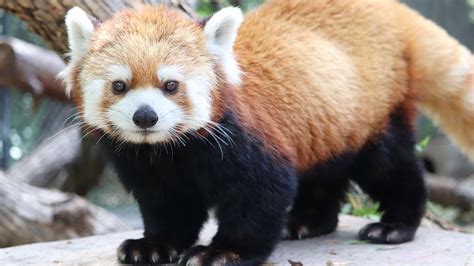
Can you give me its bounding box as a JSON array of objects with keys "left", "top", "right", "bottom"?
[
  {"left": 164, "top": 80, "right": 179, "bottom": 94},
  {"left": 112, "top": 80, "right": 127, "bottom": 95}
]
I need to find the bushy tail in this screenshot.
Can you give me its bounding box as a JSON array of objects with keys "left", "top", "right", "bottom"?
[{"left": 398, "top": 4, "right": 474, "bottom": 160}]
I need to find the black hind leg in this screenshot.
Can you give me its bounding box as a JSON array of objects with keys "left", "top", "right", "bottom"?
[
  {"left": 283, "top": 158, "right": 351, "bottom": 240},
  {"left": 352, "top": 108, "right": 427, "bottom": 244}
]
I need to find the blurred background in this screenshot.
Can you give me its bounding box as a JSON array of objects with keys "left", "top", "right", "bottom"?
[{"left": 0, "top": 0, "right": 472, "bottom": 248}]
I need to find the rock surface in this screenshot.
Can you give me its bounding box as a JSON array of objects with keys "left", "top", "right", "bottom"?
[{"left": 1, "top": 215, "right": 473, "bottom": 265}]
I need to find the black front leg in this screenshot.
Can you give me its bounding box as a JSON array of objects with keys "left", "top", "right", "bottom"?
[
  {"left": 118, "top": 186, "right": 207, "bottom": 264},
  {"left": 179, "top": 169, "right": 297, "bottom": 265}
]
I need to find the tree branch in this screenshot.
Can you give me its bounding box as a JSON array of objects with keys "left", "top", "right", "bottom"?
[
  {"left": 0, "top": 36, "right": 67, "bottom": 102},
  {"left": 426, "top": 173, "right": 474, "bottom": 210},
  {"left": 0, "top": 0, "right": 198, "bottom": 54}
]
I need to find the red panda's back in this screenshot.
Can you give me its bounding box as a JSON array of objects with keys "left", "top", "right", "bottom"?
[{"left": 233, "top": 0, "right": 410, "bottom": 171}]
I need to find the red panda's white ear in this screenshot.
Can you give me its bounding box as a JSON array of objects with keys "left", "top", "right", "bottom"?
[
  {"left": 204, "top": 7, "right": 243, "bottom": 52},
  {"left": 65, "top": 7, "right": 94, "bottom": 59},
  {"left": 204, "top": 7, "right": 243, "bottom": 86}
]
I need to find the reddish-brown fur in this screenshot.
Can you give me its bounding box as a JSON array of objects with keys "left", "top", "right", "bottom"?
[
  {"left": 223, "top": 0, "right": 472, "bottom": 170},
  {"left": 70, "top": 7, "right": 215, "bottom": 137},
  {"left": 228, "top": 0, "right": 409, "bottom": 172},
  {"left": 70, "top": 0, "right": 473, "bottom": 170}
]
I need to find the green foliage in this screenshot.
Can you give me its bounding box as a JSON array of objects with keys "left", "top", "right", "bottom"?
[
  {"left": 197, "top": 0, "right": 264, "bottom": 16},
  {"left": 342, "top": 193, "right": 382, "bottom": 221},
  {"left": 415, "top": 135, "right": 431, "bottom": 154},
  {"left": 468, "top": 0, "right": 474, "bottom": 24},
  {"left": 427, "top": 201, "right": 462, "bottom": 224},
  {"left": 196, "top": 2, "right": 215, "bottom": 16}
]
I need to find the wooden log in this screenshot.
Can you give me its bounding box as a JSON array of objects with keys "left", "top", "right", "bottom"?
[
  {"left": 0, "top": 171, "right": 130, "bottom": 248},
  {"left": 426, "top": 173, "right": 474, "bottom": 210},
  {"left": 7, "top": 126, "right": 106, "bottom": 196},
  {"left": 1, "top": 215, "right": 472, "bottom": 265}
]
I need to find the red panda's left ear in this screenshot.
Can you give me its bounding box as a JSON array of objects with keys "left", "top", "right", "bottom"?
[
  {"left": 204, "top": 7, "right": 243, "bottom": 53},
  {"left": 204, "top": 7, "right": 244, "bottom": 86},
  {"left": 65, "top": 7, "right": 96, "bottom": 60}
]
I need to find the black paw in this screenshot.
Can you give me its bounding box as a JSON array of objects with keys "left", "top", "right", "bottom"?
[
  {"left": 282, "top": 219, "right": 337, "bottom": 240},
  {"left": 358, "top": 222, "right": 417, "bottom": 244},
  {"left": 117, "top": 238, "right": 178, "bottom": 264},
  {"left": 178, "top": 245, "right": 241, "bottom": 266}
]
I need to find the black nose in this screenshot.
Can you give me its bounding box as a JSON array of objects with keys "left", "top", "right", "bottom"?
[{"left": 133, "top": 105, "right": 158, "bottom": 129}]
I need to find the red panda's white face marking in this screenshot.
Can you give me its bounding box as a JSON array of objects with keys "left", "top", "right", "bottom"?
[
  {"left": 107, "top": 88, "right": 186, "bottom": 143},
  {"left": 82, "top": 79, "right": 106, "bottom": 129},
  {"left": 108, "top": 65, "right": 132, "bottom": 83},
  {"left": 80, "top": 65, "right": 132, "bottom": 133},
  {"left": 79, "top": 62, "right": 213, "bottom": 144},
  {"left": 158, "top": 65, "right": 184, "bottom": 82},
  {"left": 62, "top": 6, "right": 243, "bottom": 144}
]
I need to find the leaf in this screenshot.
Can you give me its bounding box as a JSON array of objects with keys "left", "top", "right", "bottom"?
[
  {"left": 416, "top": 135, "right": 431, "bottom": 153},
  {"left": 343, "top": 240, "right": 369, "bottom": 245}
]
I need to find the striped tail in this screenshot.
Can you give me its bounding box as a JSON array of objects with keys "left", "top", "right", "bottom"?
[{"left": 398, "top": 3, "right": 474, "bottom": 160}]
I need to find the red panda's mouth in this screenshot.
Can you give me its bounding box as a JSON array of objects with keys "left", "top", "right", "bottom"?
[{"left": 132, "top": 129, "right": 153, "bottom": 136}]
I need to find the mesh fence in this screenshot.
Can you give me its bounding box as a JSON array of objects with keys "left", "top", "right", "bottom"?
[{"left": 0, "top": 12, "right": 73, "bottom": 170}]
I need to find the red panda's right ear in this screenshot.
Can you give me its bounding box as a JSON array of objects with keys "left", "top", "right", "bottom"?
[{"left": 65, "top": 7, "right": 95, "bottom": 60}]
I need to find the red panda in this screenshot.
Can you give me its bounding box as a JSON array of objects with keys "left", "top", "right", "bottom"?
[{"left": 61, "top": 0, "right": 474, "bottom": 265}]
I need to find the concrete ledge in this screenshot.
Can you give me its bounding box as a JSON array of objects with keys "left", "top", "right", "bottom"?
[{"left": 1, "top": 215, "right": 472, "bottom": 265}]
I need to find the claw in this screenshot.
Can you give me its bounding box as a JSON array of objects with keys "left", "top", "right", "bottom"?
[
  {"left": 297, "top": 226, "right": 309, "bottom": 240},
  {"left": 367, "top": 227, "right": 383, "bottom": 239},
  {"left": 132, "top": 253, "right": 142, "bottom": 264},
  {"left": 186, "top": 253, "right": 203, "bottom": 266},
  {"left": 359, "top": 222, "right": 416, "bottom": 244},
  {"left": 151, "top": 251, "right": 160, "bottom": 263},
  {"left": 169, "top": 248, "right": 178, "bottom": 262},
  {"left": 117, "top": 247, "right": 126, "bottom": 262}
]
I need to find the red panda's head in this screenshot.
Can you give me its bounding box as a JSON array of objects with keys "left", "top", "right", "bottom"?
[{"left": 61, "top": 5, "right": 243, "bottom": 144}]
